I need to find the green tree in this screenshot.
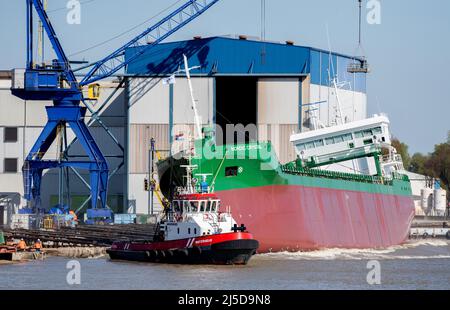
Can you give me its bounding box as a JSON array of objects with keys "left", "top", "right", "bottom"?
[
  {"left": 391, "top": 138, "right": 411, "bottom": 169},
  {"left": 397, "top": 134, "right": 450, "bottom": 192},
  {"left": 427, "top": 143, "right": 450, "bottom": 191},
  {"left": 409, "top": 153, "right": 429, "bottom": 175}
]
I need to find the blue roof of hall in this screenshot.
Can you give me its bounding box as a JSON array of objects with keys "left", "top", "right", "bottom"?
[{"left": 125, "top": 36, "right": 359, "bottom": 76}]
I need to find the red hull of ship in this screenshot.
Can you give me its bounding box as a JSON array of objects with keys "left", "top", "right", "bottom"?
[{"left": 217, "top": 185, "right": 415, "bottom": 253}]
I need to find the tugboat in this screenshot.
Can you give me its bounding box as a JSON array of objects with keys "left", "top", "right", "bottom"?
[{"left": 107, "top": 166, "right": 259, "bottom": 265}]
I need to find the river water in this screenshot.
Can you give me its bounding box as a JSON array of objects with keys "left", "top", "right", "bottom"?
[{"left": 1, "top": 239, "right": 449, "bottom": 290}]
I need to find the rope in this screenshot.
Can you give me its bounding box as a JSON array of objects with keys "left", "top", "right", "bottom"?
[
  {"left": 67, "top": 0, "right": 184, "bottom": 58},
  {"left": 260, "top": 0, "right": 267, "bottom": 64},
  {"left": 47, "top": 0, "right": 97, "bottom": 14}
]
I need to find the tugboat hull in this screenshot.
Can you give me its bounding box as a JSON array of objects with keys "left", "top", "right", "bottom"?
[{"left": 107, "top": 233, "right": 259, "bottom": 265}]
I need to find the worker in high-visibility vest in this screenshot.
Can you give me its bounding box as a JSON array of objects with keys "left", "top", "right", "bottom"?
[
  {"left": 34, "top": 239, "right": 43, "bottom": 253},
  {"left": 16, "top": 239, "right": 27, "bottom": 251},
  {"left": 69, "top": 211, "right": 78, "bottom": 222},
  {"left": 69, "top": 211, "right": 78, "bottom": 227}
]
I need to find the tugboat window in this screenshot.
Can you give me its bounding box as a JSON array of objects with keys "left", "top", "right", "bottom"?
[
  {"left": 173, "top": 201, "right": 180, "bottom": 212},
  {"left": 206, "top": 201, "right": 211, "bottom": 212},
  {"left": 200, "top": 201, "right": 205, "bottom": 212},
  {"left": 216, "top": 201, "right": 220, "bottom": 212},
  {"left": 225, "top": 166, "right": 239, "bottom": 177},
  {"left": 190, "top": 201, "right": 199, "bottom": 212}
]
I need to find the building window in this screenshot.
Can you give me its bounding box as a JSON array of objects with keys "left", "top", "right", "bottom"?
[
  {"left": 4, "top": 158, "right": 18, "bottom": 173},
  {"left": 4, "top": 127, "right": 18, "bottom": 143}
]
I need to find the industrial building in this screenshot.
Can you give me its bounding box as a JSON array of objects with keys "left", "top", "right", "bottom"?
[{"left": 0, "top": 36, "right": 368, "bottom": 219}]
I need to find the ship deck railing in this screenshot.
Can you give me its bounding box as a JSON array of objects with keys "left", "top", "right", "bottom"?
[{"left": 280, "top": 164, "right": 409, "bottom": 186}]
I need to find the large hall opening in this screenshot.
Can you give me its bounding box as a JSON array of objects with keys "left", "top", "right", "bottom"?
[{"left": 215, "top": 77, "right": 258, "bottom": 145}]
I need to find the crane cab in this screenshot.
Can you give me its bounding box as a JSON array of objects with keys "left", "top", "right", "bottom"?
[{"left": 11, "top": 65, "right": 81, "bottom": 102}]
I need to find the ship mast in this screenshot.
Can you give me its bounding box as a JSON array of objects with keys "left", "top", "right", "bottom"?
[{"left": 183, "top": 54, "right": 203, "bottom": 140}]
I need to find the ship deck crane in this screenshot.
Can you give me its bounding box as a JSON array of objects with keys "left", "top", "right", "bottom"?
[{"left": 11, "top": 0, "right": 220, "bottom": 224}]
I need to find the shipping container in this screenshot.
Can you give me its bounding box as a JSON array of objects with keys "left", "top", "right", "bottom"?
[{"left": 114, "top": 214, "right": 137, "bottom": 225}]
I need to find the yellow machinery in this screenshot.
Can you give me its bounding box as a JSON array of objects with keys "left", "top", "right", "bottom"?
[{"left": 87, "top": 83, "right": 101, "bottom": 100}]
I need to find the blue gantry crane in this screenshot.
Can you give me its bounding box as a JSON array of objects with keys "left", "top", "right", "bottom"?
[{"left": 11, "top": 0, "right": 220, "bottom": 224}]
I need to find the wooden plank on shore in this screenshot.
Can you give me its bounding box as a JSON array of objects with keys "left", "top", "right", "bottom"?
[{"left": 3, "top": 224, "right": 157, "bottom": 247}]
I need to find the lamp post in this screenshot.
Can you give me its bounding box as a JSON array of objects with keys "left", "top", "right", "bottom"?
[{"left": 148, "top": 138, "right": 156, "bottom": 216}]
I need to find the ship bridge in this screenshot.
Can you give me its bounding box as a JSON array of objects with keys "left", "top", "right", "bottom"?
[{"left": 290, "top": 115, "right": 392, "bottom": 174}]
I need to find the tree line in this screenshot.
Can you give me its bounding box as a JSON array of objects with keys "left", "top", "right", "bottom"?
[{"left": 391, "top": 131, "right": 450, "bottom": 192}]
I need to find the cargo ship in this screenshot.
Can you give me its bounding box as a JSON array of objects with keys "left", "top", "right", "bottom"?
[{"left": 157, "top": 115, "right": 415, "bottom": 253}]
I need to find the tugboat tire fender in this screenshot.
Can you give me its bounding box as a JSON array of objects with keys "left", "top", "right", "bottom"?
[{"left": 177, "top": 249, "right": 189, "bottom": 257}]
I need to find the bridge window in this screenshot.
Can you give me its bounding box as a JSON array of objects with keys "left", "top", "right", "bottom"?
[
  {"left": 355, "top": 129, "right": 373, "bottom": 138},
  {"left": 305, "top": 142, "right": 315, "bottom": 150},
  {"left": 206, "top": 201, "right": 211, "bottom": 212},
  {"left": 342, "top": 133, "right": 353, "bottom": 141},
  {"left": 314, "top": 140, "right": 324, "bottom": 147},
  {"left": 373, "top": 127, "right": 383, "bottom": 135},
  {"left": 334, "top": 135, "right": 344, "bottom": 143},
  {"left": 199, "top": 201, "right": 205, "bottom": 212},
  {"left": 325, "top": 137, "right": 334, "bottom": 145},
  {"left": 363, "top": 130, "right": 372, "bottom": 137}
]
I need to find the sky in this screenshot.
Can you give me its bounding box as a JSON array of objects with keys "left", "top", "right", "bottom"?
[{"left": 0, "top": 0, "right": 449, "bottom": 154}]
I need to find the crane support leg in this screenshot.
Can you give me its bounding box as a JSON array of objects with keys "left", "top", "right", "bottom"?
[{"left": 23, "top": 106, "right": 111, "bottom": 223}]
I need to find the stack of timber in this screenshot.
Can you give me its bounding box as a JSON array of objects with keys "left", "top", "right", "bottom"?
[{"left": 3, "top": 224, "right": 157, "bottom": 247}]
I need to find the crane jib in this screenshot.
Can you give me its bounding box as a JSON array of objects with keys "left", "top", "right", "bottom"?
[{"left": 80, "top": 0, "right": 220, "bottom": 86}]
